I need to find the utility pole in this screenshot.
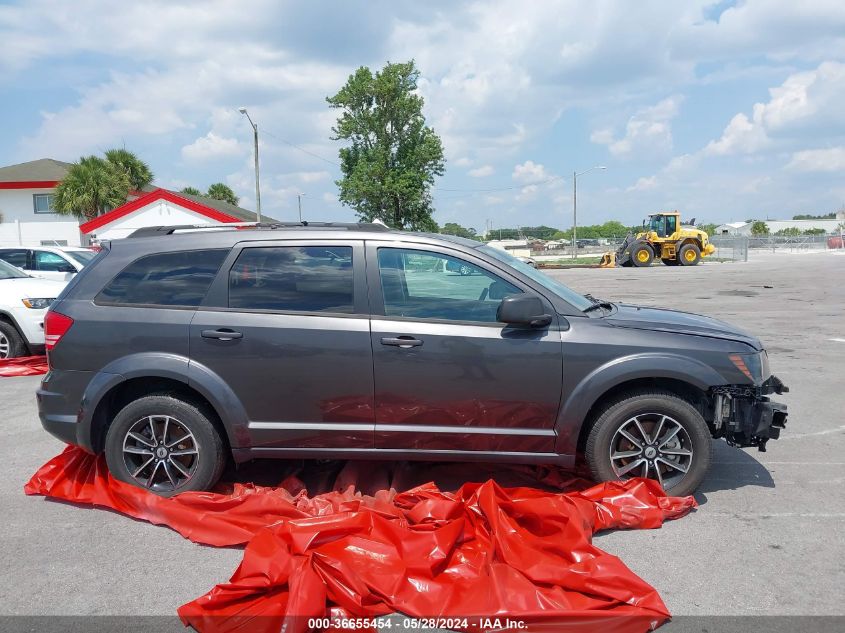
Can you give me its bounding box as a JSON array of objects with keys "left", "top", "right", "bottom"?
[
  {"left": 572, "top": 171, "right": 577, "bottom": 259},
  {"left": 297, "top": 193, "right": 305, "bottom": 222},
  {"left": 571, "top": 166, "right": 607, "bottom": 259},
  {"left": 238, "top": 108, "right": 262, "bottom": 223}
]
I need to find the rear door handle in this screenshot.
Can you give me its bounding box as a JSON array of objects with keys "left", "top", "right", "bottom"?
[
  {"left": 201, "top": 329, "right": 243, "bottom": 341},
  {"left": 381, "top": 336, "right": 423, "bottom": 348}
]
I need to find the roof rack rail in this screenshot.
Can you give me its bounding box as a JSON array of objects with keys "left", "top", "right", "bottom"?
[{"left": 126, "top": 221, "right": 393, "bottom": 239}]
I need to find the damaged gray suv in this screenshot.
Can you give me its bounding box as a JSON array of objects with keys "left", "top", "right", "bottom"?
[{"left": 38, "top": 223, "right": 788, "bottom": 496}]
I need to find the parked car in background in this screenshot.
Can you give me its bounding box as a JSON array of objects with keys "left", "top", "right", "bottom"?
[
  {"left": 0, "top": 259, "right": 66, "bottom": 358},
  {"left": 0, "top": 246, "right": 97, "bottom": 282},
  {"left": 38, "top": 222, "right": 787, "bottom": 497}
]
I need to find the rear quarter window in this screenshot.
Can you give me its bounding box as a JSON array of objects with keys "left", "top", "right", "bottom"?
[{"left": 96, "top": 249, "right": 228, "bottom": 307}]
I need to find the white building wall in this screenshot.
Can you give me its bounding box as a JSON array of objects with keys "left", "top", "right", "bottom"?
[
  {"left": 88, "top": 200, "right": 223, "bottom": 241},
  {"left": 0, "top": 187, "right": 73, "bottom": 223},
  {"left": 0, "top": 220, "right": 83, "bottom": 246}
]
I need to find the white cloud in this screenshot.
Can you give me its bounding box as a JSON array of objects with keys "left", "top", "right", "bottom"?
[
  {"left": 512, "top": 160, "right": 550, "bottom": 183},
  {"left": 592, "top": 96, "right": 683, "bottom": 158},
  {"left": 516, "top": 184, "right": 538, "bottom": 202},
  {"left": 453, "top": 157, "right": 473, "bottom": 167},
  {"left": 484, "top": 195, "right": 504, "bottom": 205},
  {"left": 468, "top": 164, "right": 494, "bottom": 177},
  {"left": 705, "top": 61, "right": 845, "bottom": 156},
  {"left": 787, "top": 147, "right": 845, "bottom": 172},
  {"left": 181, "top": 132, "right": 242, "bottom": 162},
  {"left": 627, "top": 176, "right": 658, "bottom": 192}
]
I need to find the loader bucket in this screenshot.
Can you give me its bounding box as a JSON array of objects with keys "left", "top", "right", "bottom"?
[{"left": 599, "top": 252, "right": 617, "bottom": 268}]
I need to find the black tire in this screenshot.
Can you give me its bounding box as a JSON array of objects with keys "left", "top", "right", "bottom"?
[
  {"left": 631, "top": 244, "right": 654, "bottom": 267},
  {"left": 585, "top": 390, "right": 712, "bottom": 496},
  {"left": 105, "top": 394, "right": 226, "bottom": 496},
  {"left": 679, "top": 243, "right": 701, "bottom": 266},
  {"left": 661, "top": 258, "right": 680, "bottom": 266},
  {"left": 0, "top": 320, "right": 27, "bottom": 359}
]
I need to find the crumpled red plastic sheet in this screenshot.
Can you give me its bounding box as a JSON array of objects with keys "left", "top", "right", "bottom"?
[
  {"left": 0, "top": 354, "right": 48, "bottom": 377},
  {"left": 25, "top": 445, "right": 696, "bottom": 633}
]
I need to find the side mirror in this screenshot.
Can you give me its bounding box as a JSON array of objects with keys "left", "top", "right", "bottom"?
[
  {"left": 497, "top": 294, "right": 552, "bottom": 328},
  {"left": 58, "top": 265, "right": 76, "bottom": 273}
]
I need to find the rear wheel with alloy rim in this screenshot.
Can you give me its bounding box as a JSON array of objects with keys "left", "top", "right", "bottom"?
[
  {"left": 105, "top": 394, "right": 225, "bottom": 496},
  {"left": 585, "top": 390, "right": 712, "bottom": 496}
]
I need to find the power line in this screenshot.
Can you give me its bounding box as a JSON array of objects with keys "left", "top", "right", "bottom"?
[{"left": 260, "top": 128, "right": 340, "bottom": 166}]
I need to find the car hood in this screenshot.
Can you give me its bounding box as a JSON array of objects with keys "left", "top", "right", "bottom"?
[
  {"left": 2, "top": 277, "right": 67, "bottom": 299},
  {"left": 607, "top": 303, "right": 762, "bottom": 350}
]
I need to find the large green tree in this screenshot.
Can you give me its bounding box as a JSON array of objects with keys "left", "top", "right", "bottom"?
[
  {"left": 179, "top": 186, "right": 203, "bottom": 196},
  {"left": 104, "top": 148, "right": 153, "bottom": 191},
  {"left": 53, "top": 156, "right": 130, "bottom": 221},
  {"left": 207, "top": 183, "right": 239, "bottom": 206},
  {"left": 750, "top": 220, "right": 770, "bottom": 236},
  {"left": 441, "top": 222, "right": 478, "bottom": 240},
  {"left": 327, "top": 60, "right": 445, "bottom": 231}
]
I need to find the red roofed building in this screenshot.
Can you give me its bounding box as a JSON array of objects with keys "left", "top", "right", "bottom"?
[{"left": 0, "top": 158, "right": 269, "bottom": 246}]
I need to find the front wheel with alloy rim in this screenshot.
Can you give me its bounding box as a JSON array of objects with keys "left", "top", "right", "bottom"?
[
  {"left": 585, "top": 390, "right": 712, "bottom": 496},
  {"left": 0, "top": 321, "right": 26, "bottom": 359},
  {"left": 104, "top": 395, "right": 226, "bottom": 496}
]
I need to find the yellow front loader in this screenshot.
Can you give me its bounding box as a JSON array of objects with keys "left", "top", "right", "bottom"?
[{"left": 600, "top": 211, "right": 716, "bottom": 268}]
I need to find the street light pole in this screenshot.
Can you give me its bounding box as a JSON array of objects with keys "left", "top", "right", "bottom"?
[
  {"left": 571, "top": 166, "right": 607, "bottom": 259},
  {"left": 238, "top": 107, "right": 262, "bottom": 223},
  {"left": 297, "top": 193, "right": 305, "bottom": 222}
]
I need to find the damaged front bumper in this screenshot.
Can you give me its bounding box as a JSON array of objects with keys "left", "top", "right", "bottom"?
[{"left": 710, "top": 376, "right": 788, "bottom": 452}]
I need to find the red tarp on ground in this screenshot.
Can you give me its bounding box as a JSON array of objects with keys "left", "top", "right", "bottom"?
[
  {"left": 25, "top": 445, "right": 696, "bottom": 633},
  {"left": 0, "top": 355, "right": 48, "bottom": 377}
]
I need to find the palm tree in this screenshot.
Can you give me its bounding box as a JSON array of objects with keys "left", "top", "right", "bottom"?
[
  {"left": 207, "top": 183, "right": 239, "bottom": 206},
  {"left": 104, "top": 148, "right": 154, "bottom": 191},
  {"left": 179, "top": 186, "right": 203, "bottom": 196},
  {"left": 53, "top": 156, "right": 130, "bottom": 221}
]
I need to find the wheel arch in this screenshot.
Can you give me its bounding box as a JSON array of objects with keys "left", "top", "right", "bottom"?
[
  {"left": 80, "top": 353, "right": 248, "bottom": 455},
  {"left": 554, "top": 353, "right": 720, "bottom": 456}
]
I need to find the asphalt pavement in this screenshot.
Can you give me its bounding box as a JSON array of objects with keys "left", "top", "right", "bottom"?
[{"left": 0, "top": 249, "right": 842, "bottom": 627}]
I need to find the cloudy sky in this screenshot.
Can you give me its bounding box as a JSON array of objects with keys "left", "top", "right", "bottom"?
[{"left": 2, "top": 0, "right": 844, "bottom": 232}]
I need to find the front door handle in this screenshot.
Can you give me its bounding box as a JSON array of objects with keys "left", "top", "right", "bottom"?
[
  {"left": 201, "top": 329, "right": 243, "bottom": 341},
  {"left": 381, "top": 336, "right": 423, "bottom": 348}
]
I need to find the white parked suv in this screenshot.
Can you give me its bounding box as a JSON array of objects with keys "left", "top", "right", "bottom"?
[
  {"left": 0, "top": 246, "right": 97, "bottom": 282},
  {"left": 0, "top": 259, "right": 67, "bottom": 358}
]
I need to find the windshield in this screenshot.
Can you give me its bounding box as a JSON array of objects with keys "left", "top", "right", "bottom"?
[
  {"left": 66, "top": 249, "right": 97, "bottom": 266},
  {"left": 0, "top": 258, "right": 29, "bottom": 280},
  {"left": 477, "top": 245, "right": 594, "bottom": 312}
]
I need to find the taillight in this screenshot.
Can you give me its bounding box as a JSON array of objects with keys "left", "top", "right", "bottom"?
[{"left": 44, "top": 311, "right": 74, "bottom": 351}]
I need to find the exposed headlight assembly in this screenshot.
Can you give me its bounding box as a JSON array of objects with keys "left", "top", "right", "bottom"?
[{"left": 729, "top": 352, "right": 763, "bottom": 382}]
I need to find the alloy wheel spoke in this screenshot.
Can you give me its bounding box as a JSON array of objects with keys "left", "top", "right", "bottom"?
[
  {"left": 162, "top": 460, "right": 177, "bottom": 488},
  {"left": 147, "top": 417, "right": 158, "bottom": 445},
  {"left": 146, "top": 460, "right": 162, "bottom": 487},
  {"left": 161, "top": 417, "right": 170, "bottom": 446},
  {"left": 128, "top": 432, "right": 155, "bottom": 448},
  {"left": 611, "top": 449, "right": 642, "bottom": 461},
  {"left": 632, "top": 417, "right": 652, "bottom": 445},
  {"left": 658, "top": 425, "right": 682, "bottom": 449},
  {"left": 167, "top": 457, "right": 191, "bottom": 478},
  {"left": 641, "top": 460, "right": 649, "bottom": 478},
  {"left": 656, "top": 457, "right": 688, "bottom": 474},
  {"left": 654, "top": 462, "right": 665, "bottom": 489},
  {"left": 661, "top": 447, "right": 692, "bottom": 457},
  {"left": 617, "top": 428, "right": 644, "bottom": 450},
  {"left": 123, "top": 445, "right": 153, "bottom": 456},
  {"left": 170, "top": 448, "right": 198, "bottom": 457},
  {"left": 166, "top": 434, "right": 192, "bottom": 449},
  {"left": 132, "top": 456, "right": 155, "bottom": 478},
  {"left": 616, "top": 458, "right": 646, "bottom": 477},
  {"left": 652, "top": 416, "right": 667, "bottom": 445}
]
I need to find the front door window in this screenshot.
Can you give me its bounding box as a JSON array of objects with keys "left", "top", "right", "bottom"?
[{"left": 377, "top": 248, "right": 521, "bottom": 322}]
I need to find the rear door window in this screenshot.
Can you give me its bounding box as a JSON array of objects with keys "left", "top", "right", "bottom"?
[
  {"left": 228, "top": 245, "right": 354, "bottom": 313},
  {"left": 97, "top": 249, "right": 228, "bottom": 307}
]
